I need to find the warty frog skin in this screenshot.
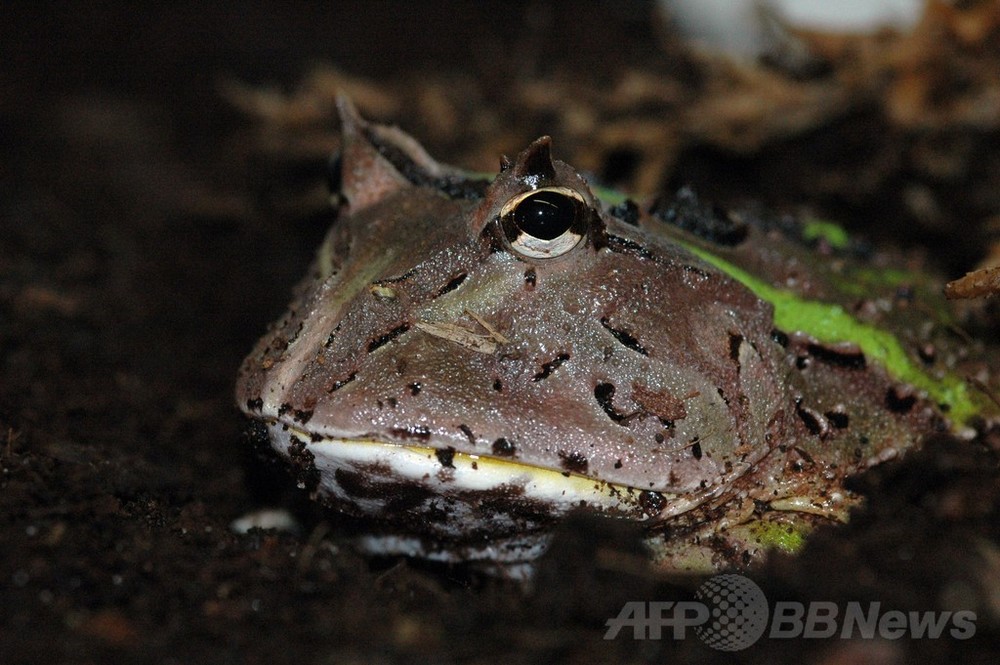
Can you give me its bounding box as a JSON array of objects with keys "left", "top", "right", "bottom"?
[{"left": 236, "top": 98, "right": 996, "bottom": 572}]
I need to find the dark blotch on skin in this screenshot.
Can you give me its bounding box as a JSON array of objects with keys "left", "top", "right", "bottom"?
[
  {"left": 435, "top": 447, "right": 456, "bottom": 468},
  {"left": 771, "top": 329, "right": 789, "bottom": 347},
  {"left": 638, "top": 490, "right": 667, "bottom": 515},
  {"left": 728, "top": 333, "right": 744, "bottom": 364},
  {"left": 716, "top": 386, "right": 731, "bottom": 408},
  {"left": 606, "top": 234, "right": 655, "bottom": 260},
  {"left": 278, "top": 403, "right": 292, "bottom": 417},
  {"left": 493, "top": 378, "right": 503, "bottom": 392},
  {"left": 594, "top": 382, "right": 629, "bottom": 424},
  {"left": 245, "top": 397, "right": 264, "bottom": 412},
  {"left": 437, "top": 273, "right": 468, "bottom": 297},
  {"left": 886, "top": 386, "right": 917, "bottom": 413},
  {"left": 408, "top": 382, "right": 422, "bottom": 395},
  {"left": 293, "top": 409, "right": 314, "bottom": 424},
  {"left": 459, "top": 424, "right": 476, "bottom": 445},
  {"left": 372, "top": 267, "right": 419, "bottom": 286},
  {"left": 492, "top": 437, "right": 516, "bottom": 456},
  {"left": 533, "top": 353, "right": 571, "bottom": 381},
  {"left": 332, "top": 468, "right": 435, "bottom": 514},
  {"left": 390, "top": 425, "right": 431, "bottom": 442},
  {"left": 368, "top": 324, "right": 410, "bottom": 353},
  {"left": 558, "top": 450, "right": 589, "bottom": 474},
  {"left": 600, "top": 318, "right": 649, "bottom": 356},
  {"left": 690, "top": 439, "right": 703, "bottom": 460},
  {"left": 524, "top": 267, "right": 537, "bottom": 289},
  {"left": 793, "top": 446, "right": 816, "bottom": 467},
  {"left": 825, "top": 410, "right": 850, "bottom": 428},
  {"left": 324, "top": 322, "right": 343, "bottom": 348},
  {"left": 806, "top": 342, "right": 867, "bottom": 369},
  {"left": 795, "top": 400, "right": 826, "bottom": 436},
  {"left": 327, "top": 372, "right": 356, "bottom": 393}
]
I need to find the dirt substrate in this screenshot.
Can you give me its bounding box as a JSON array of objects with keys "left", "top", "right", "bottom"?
[{"left": 3, "top": 2, "right": 1000, "bottom": 663}]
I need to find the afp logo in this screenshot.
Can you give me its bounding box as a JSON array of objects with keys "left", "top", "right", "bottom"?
[
  {"left": 604, "top": 575, "right": 768, "bottom": 650},
  {"left": 694, "top": 575, "right": 769, "bottom": 650},
  {"left": 604, "top": 574, "right": 976, "bottom": 650}
]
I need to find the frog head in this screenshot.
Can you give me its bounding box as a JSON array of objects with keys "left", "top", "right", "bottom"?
[{"left": 236, "top": 99, "right": 797, "bottom": 562}]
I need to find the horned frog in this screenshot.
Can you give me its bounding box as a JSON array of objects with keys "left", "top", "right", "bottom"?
[{"left": 236, "top": 98, "right": 995, "bottom": 572}]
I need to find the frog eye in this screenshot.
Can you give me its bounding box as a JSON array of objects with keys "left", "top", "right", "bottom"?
[{"left": 499, "top": 187, "right": 588, "bottom": 259}]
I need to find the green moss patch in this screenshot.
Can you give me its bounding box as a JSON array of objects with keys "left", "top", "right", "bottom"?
[{"left": 685, "top": 245, "right": 978, "bottom": 424}]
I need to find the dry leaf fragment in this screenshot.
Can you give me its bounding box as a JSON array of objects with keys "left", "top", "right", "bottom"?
[
  {"left": 414, "top": 322, "right": 499, "bottom": 354},
  {"left": 463, "top": 309, "right": 509, "bottom": 344},
  {"left": 944, "top": 265, "right": 1000, "bottom": 299}
]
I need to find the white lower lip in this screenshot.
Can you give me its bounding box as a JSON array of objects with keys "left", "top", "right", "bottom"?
[{"left": 267, "top": 423, "right": 706, "bottom": 522}]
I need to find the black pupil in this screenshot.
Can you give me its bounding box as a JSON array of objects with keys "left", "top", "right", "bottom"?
[{"left": 512, "top": 191, "right": 578, "bottom": 240}]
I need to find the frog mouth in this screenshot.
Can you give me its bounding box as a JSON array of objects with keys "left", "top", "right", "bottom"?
[{"left": 268, "top": 422, "right": 709, "bottom": 524}]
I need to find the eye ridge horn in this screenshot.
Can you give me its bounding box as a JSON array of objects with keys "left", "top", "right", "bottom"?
[{"left": 514, "top": 136, "right": 556, "bottom": 182}]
